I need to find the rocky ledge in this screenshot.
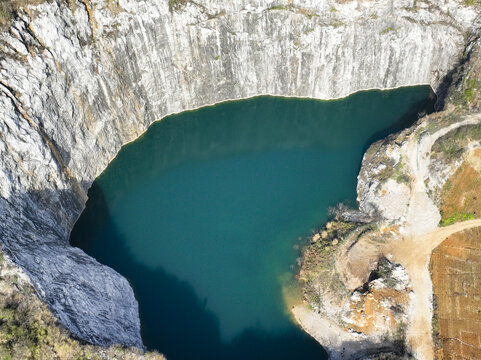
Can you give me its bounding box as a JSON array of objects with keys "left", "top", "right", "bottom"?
[{"left": 0, "top": 0, "right": 479, "bottom": 353}]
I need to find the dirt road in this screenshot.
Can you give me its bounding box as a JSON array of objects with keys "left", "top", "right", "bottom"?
[{"left": 389, "top": 219, "right": 481, "bottom": 360}]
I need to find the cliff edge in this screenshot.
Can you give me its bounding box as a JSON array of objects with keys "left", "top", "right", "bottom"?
[{"left": 0, "top": 0, "right": 479, "bottom": 354}]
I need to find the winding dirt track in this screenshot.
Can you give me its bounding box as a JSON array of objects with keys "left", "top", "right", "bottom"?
[
  {"left": 392, "top": 114, "right": 481, "bottom": 359},
  {"left": 389, "top": 220, "right": 481, "bottom": 360},
  {"left": 294, "top": 114, "right": 481, "bottom": 359}
]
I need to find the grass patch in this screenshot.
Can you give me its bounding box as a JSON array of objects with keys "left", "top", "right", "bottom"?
[
  {"left": 436, "top": 152, "right": 481, "bottom": 226},
  {"left": 168, "top": 0, "right": 189, "bottom": 12},
  {"left": 330, "top": 19, "right": 345, "bottom": 27},
  {"left": 268, "top": 4, "right": 319, "bottom": 19},
  {"left": 437, "top": 142, "right": 463, "bottom": 160},
  {"left": 440, "top": 161, "right": 481, "bottom": 226},
  {"left": 431, "top": 294, "right": 440, "bottom": 337},
  {"left": 268, "top": 5, "right": 288, "bottom": 10},
  {"left": 380, "top": 26, "right": 396, "bottom": 35},
  {"left": 432, "top": 124, "right": 481, "bottom": 161},
  {"left": 392, "top": 161, "right": 410, "bottom": 184},
  {"left": 464, "top": 78, "right": 479, "bottom": 104},
  {"left": 440, "top": 212, "right": 475, "bottom": 226},
  {"left": 450, "top": 75, "right": 480, "bottom": 108},
  {"left": 0, "top": 2, "right": 14, "bottom": 26}
]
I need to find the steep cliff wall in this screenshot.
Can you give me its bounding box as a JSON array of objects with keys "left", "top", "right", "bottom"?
[{"left": 0, "top": 0, "right": 477, "bottom": 348}]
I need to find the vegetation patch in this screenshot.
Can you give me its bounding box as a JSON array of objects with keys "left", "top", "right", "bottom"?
[
  {"left": 440, "top": 212, "right": 475, "bottom": 226},
  {"left": 364, "top": 140, "right": 383, "bottom": 158},
  {"left": 375, "top": 159, "right": 396, "bottom": 183},
  {"left": 0, "top": 254, "right": 164, "bottom": 360},
  {"left": 431, "top": 124, "right": 481, "bottom": 162},
  {"left": 414, "top": 111, "right": 463, "bottom": 141},
  {"left": 447, "top": 44, "right": 481, "bottom": 108},
  {"left": 376, "top": 258, "right": 402, "bottom": 288},
  {"left": 299, "top": 221, "right": 359, "bottom": 311},
  {"left": 464, "top": 78, "right": 480, "bottom": 104},
  {"left": 439, "top": 162, "right": 481, "bottom": 226},
  {"left": 391, "top": 161, "right": 410, "bottom": 184},
  {"left": 168, "top": 0, "right": 189, "bottom": 12},
  {"left": 268, "top": 5, "right": 288, "bottom": 10},
  {"left": 268, "top": 4, "right": 319, "bottom": 19},
  {"left": 430, "top": 227, "right": 481, "bottom": 359},
  {"left": 380, "top": 26, "right": 396, "bottom": 35},
  {"left": 0, "top": 0, "right": 43, "bottom": 28}
]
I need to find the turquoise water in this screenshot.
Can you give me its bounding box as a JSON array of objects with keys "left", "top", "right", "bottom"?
[{"left": 70, "top": 88, "right": 435, "bottom": 360}]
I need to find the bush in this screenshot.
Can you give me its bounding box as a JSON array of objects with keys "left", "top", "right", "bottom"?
[{"left": 440, "top": 212, "right": 475, "bottom": 226}]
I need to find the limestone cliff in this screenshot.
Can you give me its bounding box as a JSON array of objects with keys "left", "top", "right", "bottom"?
[{"left": 0, "top": 0, "right": 478, "bottom": 351}]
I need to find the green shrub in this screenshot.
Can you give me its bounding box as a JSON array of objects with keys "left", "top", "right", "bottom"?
[
  {"left": 268, "top": 5, "right": 288, "bottom": 10},
  {"left": 380, "top": 26, "right": 396, "bottom": 35},
  {"left": 168, "top": 0, "right": 189, "bottom": 12},
  {"left": 440, "top": 212, "right": 475, "bottom": 226}
]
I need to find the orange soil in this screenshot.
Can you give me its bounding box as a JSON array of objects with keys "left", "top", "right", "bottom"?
[
  {"left": 431, "top": 157, "right": 481, "bottom": 359},
  {"left": 431, "top": 227, "right": 481, "bottom": 360},
  {"left": 347, "top": 287, "right": 409, "bottom": 335},
  {"left": 441, "top": 162, "right": 481, "bottom": 221}
]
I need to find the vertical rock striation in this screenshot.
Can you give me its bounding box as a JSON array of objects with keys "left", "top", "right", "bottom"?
[{"left": 0, "top": 0, "right": 478, "bottom": 348}]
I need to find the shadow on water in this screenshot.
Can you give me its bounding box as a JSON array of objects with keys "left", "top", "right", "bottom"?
[
  {"left": 71, "top": 183, "right": 327, "bottom": 360},
  {"left": 70, "top": 89, "right": 437, "bottom": 360},
  {"left": 361, "top": 90, "right": 436, "bottom": 155}
]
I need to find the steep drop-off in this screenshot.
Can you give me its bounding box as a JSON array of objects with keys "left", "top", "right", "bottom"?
[{"left": 0, "top": 0, "right": 479, "bottom": 351}]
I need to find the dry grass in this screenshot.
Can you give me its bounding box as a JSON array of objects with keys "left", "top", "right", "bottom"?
[
  {"left": 439, "top": 161, "right": 481, "bottom": 225},
  {"left": 431, "top": 153, "right": 481, "bottom": 358},
  {"left": 430, "top": 227, "right": 481, "bottom": 360}
]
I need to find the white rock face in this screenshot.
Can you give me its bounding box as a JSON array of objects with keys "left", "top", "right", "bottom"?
[
  {"left": 0, "top": 0, "right": 477, "bottom": 348},
  {"left": 375, "top": 178, "right": 411, "bottom": 221}
]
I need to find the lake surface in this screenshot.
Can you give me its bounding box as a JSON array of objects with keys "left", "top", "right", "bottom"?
[{"left": 70, "top": 88, "right": 435, "bottom": 360}]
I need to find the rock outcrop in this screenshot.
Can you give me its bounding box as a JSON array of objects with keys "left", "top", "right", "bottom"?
[{"left": 0, "top": 0, "right": 478, "bottom": 349}]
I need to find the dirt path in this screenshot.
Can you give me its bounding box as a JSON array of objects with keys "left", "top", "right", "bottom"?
[
  {"left": 402, "top": 115, "right": 481, "bottom": 236},
  {"left": 391, "top": 114, "right": 481, "bottom": 359},
  {"left": 389, "top": 219, "right": 481, "bottom": 360}
]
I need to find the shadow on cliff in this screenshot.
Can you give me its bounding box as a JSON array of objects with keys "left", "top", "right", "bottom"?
[{"left": 70, "top": 183, "right": 327, "bottom": 360}]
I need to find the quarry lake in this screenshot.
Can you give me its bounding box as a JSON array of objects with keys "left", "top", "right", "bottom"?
[{"left": 70, "top": 87, "right": 435, "bottom": 360}]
